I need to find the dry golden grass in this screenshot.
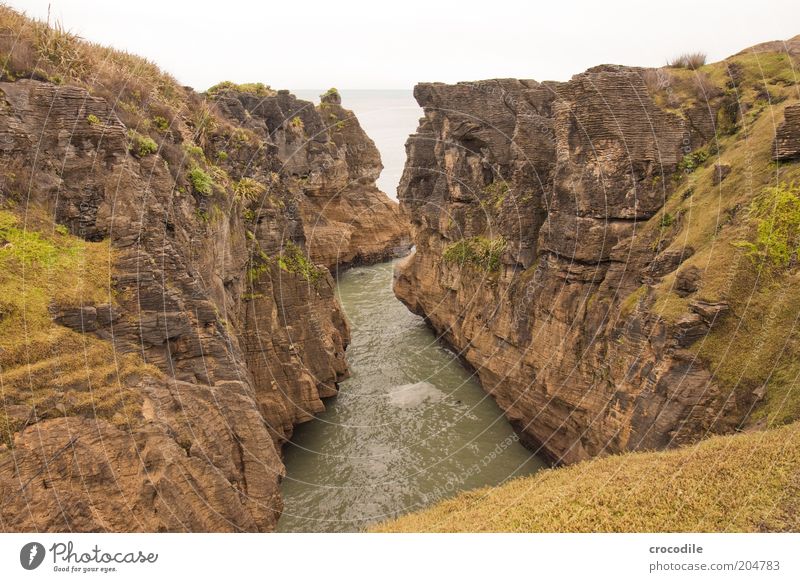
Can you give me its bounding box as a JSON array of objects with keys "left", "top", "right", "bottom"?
[
  {"left": 374, "top": 422, "right": 800, "bottom": 532},
  {"left": 0, "top": 4, "right": 182, "bottom": 106}
]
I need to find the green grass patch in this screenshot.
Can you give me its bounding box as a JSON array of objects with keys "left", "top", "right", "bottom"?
[
  {"left": 0, "top": 208, "right": 158, "bottom": 448},
  {"left": 735, "top": 182, "right": 800, "bottom": 269},
  {"left": 278, "top": 241, "right": 324, "bottom": 283},
  {"left": 443, "top": 236, "right": 506, "bottom": 272},
  {"left": 619, "top": 285, "right": 648, "bottom": 317}
]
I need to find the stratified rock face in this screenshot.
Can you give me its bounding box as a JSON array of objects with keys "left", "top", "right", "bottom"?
[
  {"left": 211, "top": 88, "right": 410, "bottom": 271},
  {"left": 0, "top": 78, "right": 358, "bottom": 531},
  {"left": 395, "top": 47, "right": 800, "bottom": 464},
  {"left": 775, "top": 104, "right": 800, "bottom": 160}
]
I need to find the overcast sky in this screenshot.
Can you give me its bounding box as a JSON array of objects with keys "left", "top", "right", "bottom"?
[{"left": 8, "top": 0, "right": 800, "bottom": 91}]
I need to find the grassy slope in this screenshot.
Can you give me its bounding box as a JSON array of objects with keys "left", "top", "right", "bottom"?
[
  {"left": 375, "top": 421, "right": 800, "bottom": 532},
  {"left": 0, "top": 208, "right": 158, "bottom": 447},
  {"left": 645, "top": 50, "right": 800, "bottom": 427}
]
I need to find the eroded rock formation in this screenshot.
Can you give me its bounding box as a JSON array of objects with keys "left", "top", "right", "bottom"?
[
  {"left": 211, "top": 87, "right": 410, "bottom": 271},
  {"left": 395, "top": 39, "right": 800, "bottom": 464},
  {"left": 0, "top": 54, "right": 402, "bottom": 529}
]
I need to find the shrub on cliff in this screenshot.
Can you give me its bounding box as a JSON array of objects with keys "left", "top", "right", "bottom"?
[
  {"left": 188, "top": 167, "right": 214, "bottom": 195},
  {"left": 127, "top": 130, "right": 158, "bottom": 157},
  {"left": 206, "top": 81, "right": 275, "bottom": 97}
]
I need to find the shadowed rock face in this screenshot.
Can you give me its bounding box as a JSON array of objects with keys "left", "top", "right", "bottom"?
[
  {"left": 0, "top": 77, "right": 399, "bottom": 531},
  {"left": 394, "top": 46, "right": 800, "bottom": 464}
]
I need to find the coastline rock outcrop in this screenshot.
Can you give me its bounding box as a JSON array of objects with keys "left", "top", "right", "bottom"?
[
  {"left": 0, "top": 6, "right": 402, "bottom": 531},
  {"left": 211, "top": 86, "right": 410, "bottom": 271},
  {"left": 395, "top": 39, "right": 800, "bottom": 464}
]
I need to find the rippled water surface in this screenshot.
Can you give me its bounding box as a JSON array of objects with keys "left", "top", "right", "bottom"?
[{"left": 277, "top": 260, "right": 546, "bottom": 532}]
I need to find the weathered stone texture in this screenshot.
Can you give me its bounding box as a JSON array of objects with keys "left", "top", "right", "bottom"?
[{"left": 394, "top": 70, "right": 738, "bottom": 464}]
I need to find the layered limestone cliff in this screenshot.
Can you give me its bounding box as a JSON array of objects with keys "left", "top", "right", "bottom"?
[
  {"left": 395, "top": 38, "right": 800, "bottom": 464},
  {"left": 0, "top": 7, "right": 401, "bottom": 531},
  {"left": 211, "top": 85, "right": 410, "bottom": 271}
]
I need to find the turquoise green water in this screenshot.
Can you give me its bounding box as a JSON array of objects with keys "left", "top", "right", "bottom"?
[{"left": 277, "top": 260, "right": 546, "bottom": 532}]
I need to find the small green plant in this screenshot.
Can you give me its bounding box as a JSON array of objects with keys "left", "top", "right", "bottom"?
[
  {"left": 152, "top": 115, "right": 169, "bottom": 132},
  {"left": 216, "top": 150, "right": 228, "bottom": 162},
  {"left": 183, "top": 144, "right": 205, "bottom": 158},
  {"left": 188, "top": 167, "right": 214, "bottom": 196},
  {"left": 247, "top": 262, "right": 270, "bottom": 283},
  {"left": 443, "top": 236, "right": 507, "bottom": 272},
  {"left": 735, "top": 182, "right": 800, "bottom": 269},
  {"left": 54, "top": 224, "right": 69, "bottom": 236},
  {"left": 677, "top": 147, "right": 710, "bottom": 174},
  {"left": 278, "top": 241, "right": 323, "bottom": 283},
  {"left": 127, "top": 130, "right": 158, "bottom": 157},
  {"left": 86, "top": 114, "right": 101, "bottom": 125},
  {"left": 233, "top": 177, "right": 267, "bottom": 202},
  {"left": 660, "top": 212, "right": 675, "bottom": 227},
  {"left": 290, "top": 116, "right": 304, "bottom": 130},
  {"left": 230, "top": 127, "right": 254, "bottom": 146}
]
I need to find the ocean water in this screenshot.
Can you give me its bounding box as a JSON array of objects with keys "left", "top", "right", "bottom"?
[
  {"left": 277, "top": 260, "right": 546, "bottom": 532},
  {"left": 294, "top": 89, "right": 421, "bottom": 199}
]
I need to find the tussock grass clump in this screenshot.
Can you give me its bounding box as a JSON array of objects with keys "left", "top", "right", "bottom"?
[
  {"left": 374, "top": 421, "right": 800, "bottom": 532},
  {"left": 670, "top": 52, "right": 707, "bottom": 69},
  {"left": 0, "top": 6, "right": 183, "bottom": 107},
  {"left": 443, "top": 236, "right": 506, "bottom": 272},
  {"left": 233, "top": 177, "right": 267, "bottom": 202}
]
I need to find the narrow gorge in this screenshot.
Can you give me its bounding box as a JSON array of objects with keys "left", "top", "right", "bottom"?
[{"left": 2, "top": 4, "right": 800, "bottom": 533}]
